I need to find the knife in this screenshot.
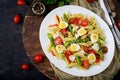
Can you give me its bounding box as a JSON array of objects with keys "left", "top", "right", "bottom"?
[{"left": 100, "top": 0, "right": 120, "bottom": 52}]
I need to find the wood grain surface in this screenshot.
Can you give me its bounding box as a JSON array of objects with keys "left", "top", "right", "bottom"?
[{"left": 22, "top": 0, "right": 120, "bottom": 79}]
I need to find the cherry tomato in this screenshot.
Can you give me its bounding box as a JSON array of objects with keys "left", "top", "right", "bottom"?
[
  {"left": 17, "top": 0, "right": 26, "bottom": 6},
  {"left": 101, "top": 46, "right": 108, "bottom": 53},
  {"left": 69, "top": 17, "right": 82, "bottom": 26},
  {"left": 95, "top": 54, "right": 101, "bottom": 63},
  {"left": 54, "top": 37, "right": 63, "bottom": 45},
  {"left": 81, "top": 18, "right": 89, "bottom": 27},
  {"left": 21, "top": 63, "right": 29, "bottom": 70},
  {"left": 60, "top": 28, "right": 67, "bottom": 36},
  {"left": 87, "top": 0, "right": 94, "bottom": 3},
  {"left": 77, "top": 17, "right": 82, "bottom": 26},
  {"left": 83, "top": 46, "right": 89, "bottom": 52},
  {"left": 65, "top": 50, "right": 71, "bottom": 63},
  {"left": 69, "top": 17, "right": 77, "bottom": 24},
  {"left": 82, "top": 60, "right": 90, "bottom": 69},
  {"left": 13, "top": 14, "right": 21, "bottom": 24},
  {"left": 117, "top": 20, "right": 120, "bottom": 29},
  {"left": 88, "top": 49, "right": 96, "bottom": 54},
  {"left": 34, "top": 54, "right": 43, "bottom": 63}
]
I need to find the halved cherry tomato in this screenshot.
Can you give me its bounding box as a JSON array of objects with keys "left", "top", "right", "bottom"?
[
  {"left": 101, "top": 46, "right": 108, "bottom": 53},
  {"left": 60, "top": 28, "right": 67, "bottom": 36},
  {"left": 54, "top": 36, "right": 63, "bottom": 45},
  {"left": 69, "top": 17, "right": 82, "bottom": 26},
  {"left": 82, "top": 60, "right": 90, "bottom": 69},
  {"left": 87, "top": 0, "right": 94, "bottom": 3},
  {"left": 69, "top": 17, "right": 77, "bottom": 24},
  {"left": 83, "top": 46, "right": 89, "bottom": 52},
  {"left": 88, "top": 49, "right": 96, "bottom": 54},
  {"left": 77, "top": 17, "right": 82, "bottom": 26},
  {"left": 95, "top": 54, "right": 101, "bottom": 63},
  {"left": 65, "top": 50, "right": 71, "bottom": 63},
  {"left": 81, "top": 18, "right": 89, "bottom": 27}
]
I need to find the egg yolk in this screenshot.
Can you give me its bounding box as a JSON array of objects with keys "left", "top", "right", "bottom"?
[
  {"left": 93, "top": 34, "right": 98, "bottom": 40},
  {"left": 56, "top": 45, "right": 64, "bottom": 53},
  {"left": 57, "top": 46, "right": 63, "bottom": 51},
  {"left": 59, "top": 22, "right": 68, "bottom": 29},
  {"left": 91, "top": 33, "right": 98, "bottom": 43},
  {"left": 89, "top": 55, "right": 95, "bottom": 60},
  {"left": 70, "top": 44, "right": 80, "bottom": 51},
  {"left": 78, "top": 28, "right": 86, "bottom": 36}
]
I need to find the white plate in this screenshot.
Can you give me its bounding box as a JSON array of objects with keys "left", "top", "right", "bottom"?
[{"left": 39, "top": 5, "right": 115, "bottom": 76}]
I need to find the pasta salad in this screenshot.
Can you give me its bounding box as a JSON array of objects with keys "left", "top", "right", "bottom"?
[{"left": 47, "top": 12, "right": 108, "bottom": 69}]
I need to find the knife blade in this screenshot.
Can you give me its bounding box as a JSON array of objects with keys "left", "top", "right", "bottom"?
[{"left": 100, "top": 0, "right": 120, "bottom": 52}]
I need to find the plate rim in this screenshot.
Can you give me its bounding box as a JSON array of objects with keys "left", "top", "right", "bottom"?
[{"left": 39, "top": 5, "right": 115, "bottom": 77}]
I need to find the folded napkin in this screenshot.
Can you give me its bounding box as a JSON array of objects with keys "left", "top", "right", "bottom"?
[{"left": 50, "top": 0, "right": 120, "bottom": 80}]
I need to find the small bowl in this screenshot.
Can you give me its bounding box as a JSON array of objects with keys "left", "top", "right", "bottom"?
[{"left": 32, "top": 2, "right": 45, "bottom": 15}]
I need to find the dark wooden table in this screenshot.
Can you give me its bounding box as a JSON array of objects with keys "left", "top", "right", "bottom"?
[{"left": 22, "top": 0, "right": 120, "bottom": 80}]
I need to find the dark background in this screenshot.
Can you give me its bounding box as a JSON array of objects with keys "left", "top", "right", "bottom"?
[{"left": 0, "top": 0, "right": 120, "bottom": 80}]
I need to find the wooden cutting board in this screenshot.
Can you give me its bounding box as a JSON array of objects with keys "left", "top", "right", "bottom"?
[{"left": 22, "top": 0, "right": 120, "bottom": 79}]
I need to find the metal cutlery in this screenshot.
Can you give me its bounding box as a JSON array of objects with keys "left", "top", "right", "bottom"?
[{"left": 102, "top": 0, "right": 120, "bottom": 52}]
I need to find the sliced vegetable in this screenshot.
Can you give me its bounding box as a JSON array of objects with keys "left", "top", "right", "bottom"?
[
  {"left": 64, "top": 41, "right": 72, "bottom": 47},
  {"left": 65, "top": 50, "right": 71, "bottom": 63},
  {"left": 88, "top": 49, "right": 96, "bottom": 54},
  {"left": 52, "top": 51, "right": 56, "bottom": 56},
  {"left": 76, "top": 56, "right": 81, "bottom": 67},
  {"left": 54, "top": 36, "right": 63, "bottom": 45},
  {"left": 63, "top": 13, "right": 69, "bottom": 23},
  {"left": 49, "top": 24, "right": 58, "bottom": 27},
  {"left": 95, "top": 54, "right": 100, "bottom": 63},
  {"left": 47, "top": 33, "right": 55, "bottom": 47},
  {"left": 83, "top": 46, "right": 89, "bottom": 52},
  {"left": 56, "top": 15, "right": 60, "bottom": 23},
  {"left": 60, "top": 28, "right": 67, "bottom": 36},
  {"left": 69, "top": 17, "right": 77, "bottom": 24},
  {"left": 81, "top": 18, "right": 89, "bottom": 27},
  {"left": 77, "top": 17, "right": 82, "bottom": 26},
  {"left": 68, "top": 25, "right": 74, "bottom": 36},
  {"left": 82, "top": 60, "right": 90, "bottom": 69},
  {"left": 98, "top": 49, "right": 104, "bottom": 60},
  {"left": 69, "top": 17, "right": 82, "bottom": 26}
]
